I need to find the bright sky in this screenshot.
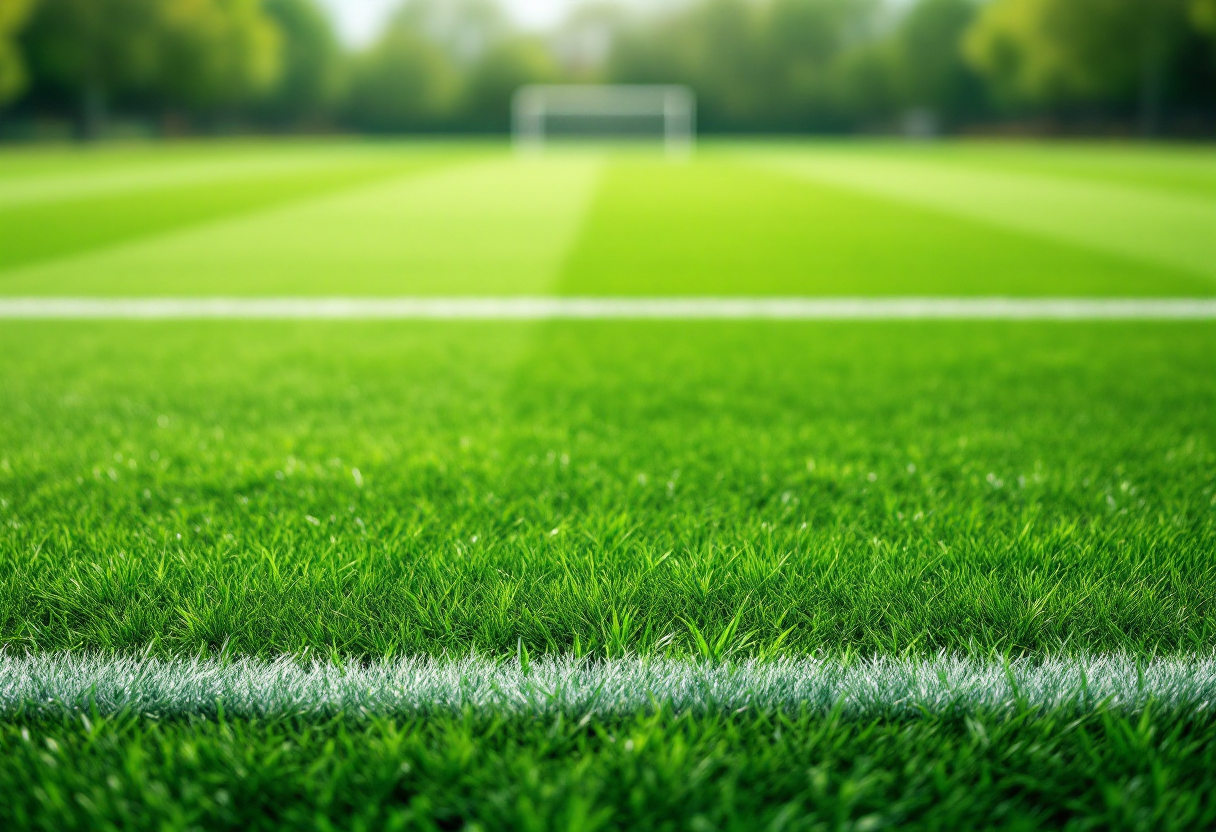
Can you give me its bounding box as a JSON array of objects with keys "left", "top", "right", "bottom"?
[{"left": 316, "top": 0, "right": 593, "bottom": 45}]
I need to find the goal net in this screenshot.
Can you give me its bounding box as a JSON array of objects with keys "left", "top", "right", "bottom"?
[{"left": 512, "top": 85, "right": 696, "bottom": 156}]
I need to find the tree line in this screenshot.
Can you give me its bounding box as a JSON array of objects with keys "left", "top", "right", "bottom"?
[{"left": 1, "top": 0, "right": 1215, "bottom": 138}]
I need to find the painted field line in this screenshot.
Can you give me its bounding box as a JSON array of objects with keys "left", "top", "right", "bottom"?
[
  {"left": 1, "top": 297, "right": 1215, "bottom": 320},
  {"left": 3, "top": 652, "right": 1213, "bottom": 719}
]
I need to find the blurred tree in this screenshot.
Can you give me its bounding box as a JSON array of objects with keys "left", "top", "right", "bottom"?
[
  {"left": 764, "top": 0, "right": 883, "bottom": 128},
  {"left": 831, "top": 37, "right": 900, "bottom": 127},
  {"left": 1193, "top": 0, "right": 1216, "bottom": 37},
  {"left": 257, "top": 0, "right": 345, "bottom": 125},
  {"left": 0, "top": 0, "right": 33, "bottom": 107},
  {"left": 9, "top": 0, "right": 1216, "bottom": 136},
  {"left": 155, "top": 0, "right": 282, "bottom": 111},
  {"left": 393, "top": 0, "right": 510, "bottom": 65},
  {"left": 343, "top": 11, "right": 459, "bottom": 131},
  {"left": 609, "top": 0, "right": 760, "bottom": 129},
  {"left": 964, "top": 0, "right": 1192, "bottom": 133},
  {"left": 462, "top": 37, "right": 556, "bottom": 130},
  {"left": 610, "top": 0, "right": 884, "bottom": 131},
  {"left": 552, "top": 2, "right": 629, "bottom": 78},
  {"left": 23, "top": 0, "right": 280, "bottom": 134},
  {"left": 23, "top": 0, "right": 165, "bottom": 135},
  {"left": 768, "top": 0, "right": 878, "bottom": 66},
  {"left": 892, "top": 0, "right": 988, "bottom": 127}
]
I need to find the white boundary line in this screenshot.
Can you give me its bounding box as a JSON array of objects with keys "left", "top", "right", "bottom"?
[
  {"left": 2, "top": 652, "right": 1213, "bottom": 719},
  {"left": 0, "top": 297, "right": 1214, "bottom": 320}
]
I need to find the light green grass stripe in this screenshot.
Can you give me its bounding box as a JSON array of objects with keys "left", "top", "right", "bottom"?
[
  {"left": 0, "top": 156, "right": 603, "bottom": 297},
  {"left": 3, "top": 653, "right": 1212, "bottom": 720},
  {"left": 0, "top": 149, "right": 410, "bottom": 209},
  {"left": 759, "top": 152, "right": 1216, "bottom": 282}
]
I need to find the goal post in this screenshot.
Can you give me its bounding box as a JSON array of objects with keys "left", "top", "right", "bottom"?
[{"left": 512, "top": 85, "right": 696, "bottom": 156}]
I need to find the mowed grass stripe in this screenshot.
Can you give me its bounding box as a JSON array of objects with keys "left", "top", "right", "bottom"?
[
  {"left": 4, "top": 146, "right": 1212, "bottom": 298},
  {"left": 0, "top": 155, "right": 603, "bottom": 297},
  {"left": 0, "top": 138, "right": 417, "bottom": 182},
  {"left": 0, "top": 147, "right": 475, "bottom": 274},
  {"left": 2, "top": 297, "right": 1216, "bottom": 318},
  {"left": 0, "top": 145, "right": 420, "bottom": 208},
  {"left": 1, "top": 320, "right": 1211, "bottom": 658},
  {"left": 4, "top": 653, "right": 1215, "bottom": 719},
  {"left": 758, "top": 149, "right": 1216, "bottom": 287},
  {"left": 558, "top": 156, "right": 1206, "bottom": 297},
  {"left": 911, "top": 142, "right": 1216, "bottom": 201}
]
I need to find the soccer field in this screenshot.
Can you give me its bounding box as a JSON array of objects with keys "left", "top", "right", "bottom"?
[{"left": 2, "top": 140, "right": 1215, "bottom": 829}]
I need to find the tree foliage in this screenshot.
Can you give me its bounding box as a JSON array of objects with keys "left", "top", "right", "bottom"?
[
  {"left": 1194, "top": 0, "right": 1216, "bottom": 39},
  {"left": 609, "top": 0, "right": 886, "bottom": 131},
  {"left": 21, "top": 0, "right": 280, "bottom": 132},
  {"left": 343, "top": 11, "right": 459, "bottom": 131},
  {"left": 964, "top": 0, "right": 1194, "bottom": 122},
  {"left": 892, "top": 0, "right": 987, "bottom": 123},
  {"left": 0, "top": 0, "right": 33, "bottom": 105},
  {"left": 257, "top": 0, "right": 344, "bottom": 124},
  {"left": 462, "top": 38, "right": 557, "bottom": 129},
  {"left": 24, "top": 0, "right": 164, "bottom": 106},
  {"left": 156, "top": 0, "right": 281, "bottom": 108},
  {"left": 2, "top": 0, "right": 1215, "bottom": 135},
  {"left": 344, "top": 0, "right": 559, "bottom": 132}
]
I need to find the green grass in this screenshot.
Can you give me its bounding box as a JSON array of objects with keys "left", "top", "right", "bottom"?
[
  {"left": 0, "top": 142, "right": 484, "bottom": 275},
  {"left": 1, "top": 320, "right": 1211, "bottom": 658},
  {"left": 2, "top": 140, "right": 1213, "bottom": 297},
  {"left": 560, "top": 156, "right": 1209, "bottom": 296},
  {"left": 1, "top": 139, "right": 1214, "bottom": 829},
  {"left": 4, "top": 708, "right": 1214, "bottom": 831},
  {"left": 907, "top": 141, "right": 1216, "bottom": 200},
  {"left": 758, "top": 149, "right": 1216, "bottom": 287}
]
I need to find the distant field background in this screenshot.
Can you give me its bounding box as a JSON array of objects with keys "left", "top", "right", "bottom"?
[
  {"left": 1, "top": 140, "right": 1215, "bottom": 830},
  {"left": 2, "top": 140, "right": 1215, "bottom": 297}
]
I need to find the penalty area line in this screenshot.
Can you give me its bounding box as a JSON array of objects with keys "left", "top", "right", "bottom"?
[{"left": 0, "top": 297, "right": 1215, "bottom": 320}]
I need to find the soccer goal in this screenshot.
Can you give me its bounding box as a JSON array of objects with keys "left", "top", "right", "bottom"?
[{"left": 512, "top": 85, "right": 696, "bottom": 156}]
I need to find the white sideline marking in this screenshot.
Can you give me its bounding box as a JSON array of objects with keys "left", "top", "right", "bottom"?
[
  {"left": 1, "top": 297, "right": 1215, "bottom": 320},
  {"left": 2, "top": 652, "right": 1214, "bottom": 719}
]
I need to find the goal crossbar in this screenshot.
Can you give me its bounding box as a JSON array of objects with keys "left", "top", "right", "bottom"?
[{"left": 512, "top": 84, "right": 696, "bottom": 155}]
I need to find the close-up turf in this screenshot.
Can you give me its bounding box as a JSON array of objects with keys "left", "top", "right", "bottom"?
[{"left": 2, "top": 139, "right": 1214, "bottom": 830}]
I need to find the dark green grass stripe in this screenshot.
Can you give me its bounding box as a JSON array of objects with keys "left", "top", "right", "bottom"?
[
  {"left": 557, "top": 157, "right": 1209, "bottom": 297},
  {"left": 2, "top": 706, "right": 1214, "bottom": 831}
]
